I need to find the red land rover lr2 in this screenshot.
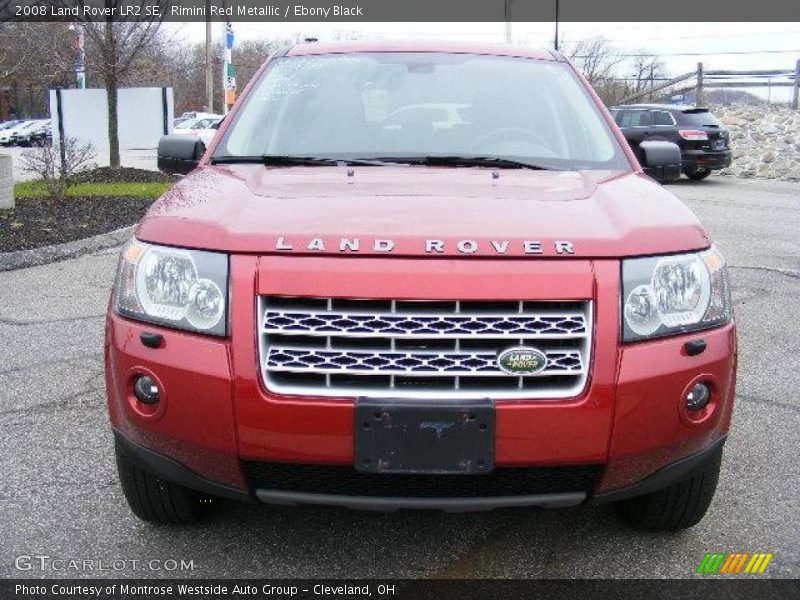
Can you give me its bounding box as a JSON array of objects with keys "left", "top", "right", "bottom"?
[{"left": 104, "top": 42, "right": 736, "bottom": 530}]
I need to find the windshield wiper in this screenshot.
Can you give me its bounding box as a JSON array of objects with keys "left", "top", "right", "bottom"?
[
  {"left": 211, "top": 154, "right": 560, "bottom": 170},
  {"left": 211, "top": 155, "right": 395, "bottom": 167},
  {"left": 375, "top": 155, "right": 561, "bottom": 171}
]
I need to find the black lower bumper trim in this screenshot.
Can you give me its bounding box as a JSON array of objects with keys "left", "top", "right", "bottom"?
[
  {"left": 245, "top": 460, "right": 599, "bottom": 512},
  {"left": 593, "top": 436, "right": 727, "bottom": 504},
  {"left": 682, "top": 151, "right": 732, "bottom": 170},
  {"left": 243, "top": 461, "right": 601, "bottom": 498},
  {"left": 113, "top": 430, "right": 252, "bottom": 503},
  {"left": 255, "top": 489, "right": 586, "bottom": 512}
]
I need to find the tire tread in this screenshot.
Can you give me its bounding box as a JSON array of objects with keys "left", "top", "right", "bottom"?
[
  {"left": 616, "top": 452, "right": 721, "bottom": 531},
  {"left": 115, "top": 440, "right": 207, "bottom": 525}
]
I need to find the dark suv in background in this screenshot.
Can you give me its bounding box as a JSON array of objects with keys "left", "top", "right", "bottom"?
[{"left": 610, "top": 104, "right": 731, "bottom": 180}]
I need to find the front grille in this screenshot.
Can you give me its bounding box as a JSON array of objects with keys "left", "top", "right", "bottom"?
[
  {"left": 243, "top": 462, "right": 602, "bottom": 498},
  {"left": 258, "top": 297, "right": 593, "bottom": 399}
]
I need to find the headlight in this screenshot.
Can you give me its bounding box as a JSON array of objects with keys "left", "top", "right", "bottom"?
[
  {"left": 114, "top": 240, "right": 228, "bottom": 336},
  {"left": 622, "top": 247, "right": 731, "bottom": 342}
]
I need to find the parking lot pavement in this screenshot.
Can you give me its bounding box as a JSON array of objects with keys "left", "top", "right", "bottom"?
[
  {"left": 3, "top": 146, "right": 157, "bottom": 181},
  {"left": 0, "top": 175, "right": 797, "bottom": 579}
]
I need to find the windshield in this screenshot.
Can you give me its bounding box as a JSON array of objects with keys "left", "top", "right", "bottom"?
[{"left": 215, "top": 52, "right": 629, "bottom": 170}]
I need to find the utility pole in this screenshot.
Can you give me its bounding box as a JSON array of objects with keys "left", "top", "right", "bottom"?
[
  {"left": 554, "top": 0, "right": 560, "bottom": 51},
  {"left": 792, "top": 58, "right": 799, "bottom": 110},
  {"left": 205, "top": 0, "right": 213, "bottom": 112}
]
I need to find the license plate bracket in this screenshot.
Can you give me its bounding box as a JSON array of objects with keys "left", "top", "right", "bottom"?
[{"left": 354, "top": 398, "right": 494, "bottom": 474}]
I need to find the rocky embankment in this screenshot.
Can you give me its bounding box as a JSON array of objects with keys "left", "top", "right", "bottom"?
[{"left": 713, "top": 104, "right": 800, "bottom": 181}]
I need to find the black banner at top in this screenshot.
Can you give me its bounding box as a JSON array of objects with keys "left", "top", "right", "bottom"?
[{"left": 2, "top": 0, "right": 800, "bottom": 22}]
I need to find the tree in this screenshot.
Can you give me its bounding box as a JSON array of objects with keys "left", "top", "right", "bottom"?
[
  {"left": 565, "top": 37, "right": 622, "bottom": 87},
  {"left": 159, "top": 36, "right": 288, "bottom": 115},
  {"left": 563, "top": 37, "right": 627, "bottom": 104},
  {"left": 21, "top": 137, "right": 97, "bottom": 200},
  {"left": 18, "top": 1, "right": 170, "bottom": 166},
  {"left": 629, "top": 52, "right": 668, "bottom": 102},
  {"left": 78, "top": 4, "right": 168, "bottom": 168},
  {"left": 0, "top": 23, "right": 75, "bottom": 116}
]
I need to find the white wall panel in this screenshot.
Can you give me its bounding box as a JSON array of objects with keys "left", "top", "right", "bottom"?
[{"left": 49, "top": 87, "right": 173, "bottom": 158}]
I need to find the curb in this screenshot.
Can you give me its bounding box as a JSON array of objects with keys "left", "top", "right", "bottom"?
[{"left": 0, "top": 225, "right": 134, "bottom": 272}]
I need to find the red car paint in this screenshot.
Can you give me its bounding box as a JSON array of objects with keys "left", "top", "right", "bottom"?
[
  {"left": 105, "top": 42, "right": 736, "bottom": 503},
  {"left": 137, "top": 166, "right": 708, "bottom": 257}
]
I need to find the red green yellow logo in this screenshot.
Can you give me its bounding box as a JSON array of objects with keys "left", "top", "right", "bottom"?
[{"left": 696, "top": 552, "right": 774, "bottom": 574}]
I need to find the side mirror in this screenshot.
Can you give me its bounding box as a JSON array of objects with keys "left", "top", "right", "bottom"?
[
  {"left": 639, "top": 141, "right": 681, "bottom": 182},
  {"left": 157, "top": 135, "right": 205, "bottom": 175}
]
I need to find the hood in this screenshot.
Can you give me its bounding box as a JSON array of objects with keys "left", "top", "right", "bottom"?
[{"left": 136, "top": 164, "right": 710, "bottom": 258}]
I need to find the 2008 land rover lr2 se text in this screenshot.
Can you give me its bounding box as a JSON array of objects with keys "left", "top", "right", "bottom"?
[{"left": 105, "top": 42, "right": 736, "bottom": 531}]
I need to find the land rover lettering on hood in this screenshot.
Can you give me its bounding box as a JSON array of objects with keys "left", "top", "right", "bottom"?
[{"left": 105, "top": 41, "right": 736, "bottom": 531}]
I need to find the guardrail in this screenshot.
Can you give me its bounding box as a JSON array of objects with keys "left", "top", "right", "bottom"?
[{"left": 619, "top": 60, "right": 800, "bottom": 109}]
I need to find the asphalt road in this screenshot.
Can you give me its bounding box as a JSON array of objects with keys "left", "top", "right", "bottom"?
[{"left": 0, "top": 176, "right": 798, "bottom": 579}]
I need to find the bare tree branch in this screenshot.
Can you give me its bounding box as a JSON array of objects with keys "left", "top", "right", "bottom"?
[{"left": 21, "top": 136, "right": 97, "bottom": 200}]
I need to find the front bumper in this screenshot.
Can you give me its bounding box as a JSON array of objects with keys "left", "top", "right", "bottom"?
[
  {"left": 104, "top": 255, "right": 737, "bottom": 510},
  {"left": 113, "top": 426, "right": 725, "bottom": 511}
]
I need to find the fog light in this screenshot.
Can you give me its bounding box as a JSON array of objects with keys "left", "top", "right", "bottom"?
[
  {"left": 685, "top": 382, "right": 710, "bottom": 411},
  {"left": 133, "top": 375, "right": 160, "bottom": 405}
]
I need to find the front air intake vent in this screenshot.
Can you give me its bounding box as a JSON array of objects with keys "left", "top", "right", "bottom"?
[{"left": 243, "top": 462, "right": 603, "bottom": 498}]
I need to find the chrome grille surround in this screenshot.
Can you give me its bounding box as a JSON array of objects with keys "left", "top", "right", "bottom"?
[
  {"left": 258, "top": 297, "right": 593, "bottom": 400},
  {"left": 262, "top": 310, "right": 588, "bottom": 338}
]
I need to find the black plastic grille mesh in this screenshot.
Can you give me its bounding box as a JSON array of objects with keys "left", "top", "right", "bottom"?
[{"left": 243, "top": 462, "right": 603, "bottom": 498}]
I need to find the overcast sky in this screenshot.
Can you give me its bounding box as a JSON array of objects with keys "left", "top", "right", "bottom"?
[{"left": 172, "top": 22, "right": 800, "bottom": 101}]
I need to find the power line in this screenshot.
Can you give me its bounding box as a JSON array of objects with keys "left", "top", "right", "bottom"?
[
  {"left": 569, "top": 30, "right": 800, "bottom": 43},
  {"left": 556, "top": 23, "right": 799, "bottom": 37},
  {"left": 575, "top": 49, "right": 800, "bottom": 58}
]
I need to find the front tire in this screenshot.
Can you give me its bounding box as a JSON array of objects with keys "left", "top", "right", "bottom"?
[
  {"left": 615, "top": 451, "right": 721, "bottom": 530},
  {"left": 115, "top": 440, "right": 210, "bottom": 525}
]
